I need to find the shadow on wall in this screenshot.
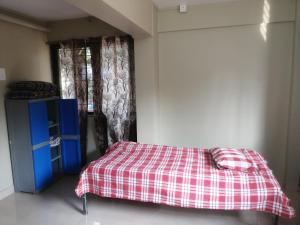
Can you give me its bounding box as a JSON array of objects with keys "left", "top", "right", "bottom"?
[
  {"left": 87, "top": 117, "right": 101, "bottom": 162},
  {"left": 259, "top": 1, "right": 293, "bottom": 185}
]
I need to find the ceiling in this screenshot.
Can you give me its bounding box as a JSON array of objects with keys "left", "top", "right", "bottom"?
[
  {"left": 152, "top": 0, "right": 244, "bottom": 9},
  {"left": 0, "top": 0, "right": 88, "bottom": 22},
  {"left": 0, "top": 0, "right": 246, "bottom": 22}
]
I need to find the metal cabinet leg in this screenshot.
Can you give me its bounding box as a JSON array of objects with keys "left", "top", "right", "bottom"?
[
  {"left": 273, "top": 215, "right": 279, "bottom": 225},
  {"left": 82, "top": 194, "right": 88, "bottom": 215}
]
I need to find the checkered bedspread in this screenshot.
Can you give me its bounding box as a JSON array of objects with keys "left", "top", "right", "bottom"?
[{"left": 75, "top": 142, "right": 295, "bottom": 218}]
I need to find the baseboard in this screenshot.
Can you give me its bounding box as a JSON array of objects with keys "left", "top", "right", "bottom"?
[{"left": 0, "top": 185, "right": 14, "bottom": 200}]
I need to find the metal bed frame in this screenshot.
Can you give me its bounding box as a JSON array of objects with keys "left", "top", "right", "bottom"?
[{"left": 81, "top": 194, "right": 279, "bottom": 225}]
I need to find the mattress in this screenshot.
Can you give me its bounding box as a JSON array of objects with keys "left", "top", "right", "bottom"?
[{"left": 75, "top": 141, "right": 295, "bottom": 218}]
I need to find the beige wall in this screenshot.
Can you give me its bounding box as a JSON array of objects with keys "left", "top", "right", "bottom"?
[
  {"left": 102, "top": 0, "right": 153, "bottom": 35},
  {"left": 157, "top": 0, "right": 296, "bottom": 184},
  {"left": 135, "top": 5, "right": 159, "bottom": 144},
  {"left": 158, "top": 23, "right": 293, "bottom": 183},
  {"left": 158, "top": 0, "right": 295, "bottom": 32},
  {"left": 64, "top": 0, "right": 153, "bottom": 37},
  {"left": 286, "top": 0, "right": 300, "bottom": 191},
  {"left": 0, "top": 20, "right": 51, "bottom": 199},
  {"left": 47, "top": 17, "right": 124, "bottom": 41}
]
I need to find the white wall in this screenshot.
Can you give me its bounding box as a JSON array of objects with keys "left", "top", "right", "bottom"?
[
  {"left": 0, "top": 20, "right": 51, "bottom": 200},
  {"left": 157, "top": 0, "right": 296, "bottom": 184}
]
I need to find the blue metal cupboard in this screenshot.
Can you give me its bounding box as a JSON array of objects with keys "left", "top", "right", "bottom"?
[{"left": 5, "top": 97, "right": 81, "bottom": 193}]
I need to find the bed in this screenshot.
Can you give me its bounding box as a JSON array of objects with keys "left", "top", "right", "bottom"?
[{"left": 75, "top": 142, "right": 295, "bottom": 224}]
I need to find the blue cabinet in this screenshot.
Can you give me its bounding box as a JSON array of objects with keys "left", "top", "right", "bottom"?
[
  {"left": 59, "top": 99, "right": 81, "bottom": 174},
  {"left": 32, "top": 145, "right": 52, "bottom": 191},
  {"left": 59, "top": 99, "right": 80, "bottom": 135},
  {"left": 6, "top": 98, "right": 82, "bottom": 193},
  {"left": 29, "top": 102, "right": 50, "bottom": 145},
  {"left": 61, "top": 140, "right": 81, "bottom": 173}
]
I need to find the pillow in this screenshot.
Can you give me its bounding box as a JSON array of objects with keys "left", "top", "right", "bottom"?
[{"left": 210, "top": 147, "right": 257, "bottom": 172}]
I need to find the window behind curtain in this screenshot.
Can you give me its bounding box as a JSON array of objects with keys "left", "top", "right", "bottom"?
[
  {"left": 57, "top": 46, "right": 94, "bottom": 113},
  {"left": 50, "top": 36, "right": 137, "bottom": 154}
]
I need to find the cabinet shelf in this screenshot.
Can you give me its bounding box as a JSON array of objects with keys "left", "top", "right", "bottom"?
[
  {"left": 51, "top": 155, "right": 61, "bottom": 162},
  {"left": 50, "top": 143, "right": 61, "bottom": 148},
  {"left": 48, "top": 123, "right": 59, "bottom": 128}
]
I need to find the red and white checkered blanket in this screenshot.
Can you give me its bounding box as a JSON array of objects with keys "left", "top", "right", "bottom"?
[{"left": 75, "top": 142, "right": 295, "bottom": 218}]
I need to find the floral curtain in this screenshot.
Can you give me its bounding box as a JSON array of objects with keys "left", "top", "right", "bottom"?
[
  {"left": 91, "top": 36, "right": 136, "bottom": 154},
  {"left": 54, "top": 36, "right": 136, "bottom": 157},
  {"left": 58, "top": 40, "right": 88, "bottom": 164}
]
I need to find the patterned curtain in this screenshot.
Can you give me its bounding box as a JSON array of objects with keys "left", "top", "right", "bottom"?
[
  {"left": 90, "top": 38, "right": 108, "bottom": 153},
  {"left": 91, "top": 36, "right": 136, "bottom": 154},
  {"left": 58, "top": 40, "right": 88, "bottom": 164}
]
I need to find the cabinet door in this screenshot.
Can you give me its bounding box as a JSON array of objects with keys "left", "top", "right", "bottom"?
[
  {"left": 59, "top": 99, "right": 82, "bottom": 174},
  {"left": 32, "top": 145, "right": 52, "bottom": 191},
  {"left": 61, "top": 139, "right": 81, "bottom": 174},
  {"left": 59, "top": 99, "right": 80, "bottom": 135},
  {"left": 28, "top": 102, "right": 50, "bottom": 145}
]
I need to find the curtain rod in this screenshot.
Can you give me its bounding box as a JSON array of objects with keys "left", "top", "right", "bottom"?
[
  {"left": 0, "top": 13, "right": 49, "bottom": 32},
  {"left": 47, "top": 38, "right": 92, "bottom": 45},
  {"left": 47, "top": 35, "right": 133, "bottom": 45}
]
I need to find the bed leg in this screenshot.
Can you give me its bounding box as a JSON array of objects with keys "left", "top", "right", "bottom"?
[
  {"left": 82, "top": 194, "right": 88, "bottom": 215},
  {"left": 273, "top": 215, "right": 279, "bottom": 225}
]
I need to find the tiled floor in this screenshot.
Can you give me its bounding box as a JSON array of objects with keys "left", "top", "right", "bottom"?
[{"left": 0, "top": 176, "right": 299, "bottom": 225}]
